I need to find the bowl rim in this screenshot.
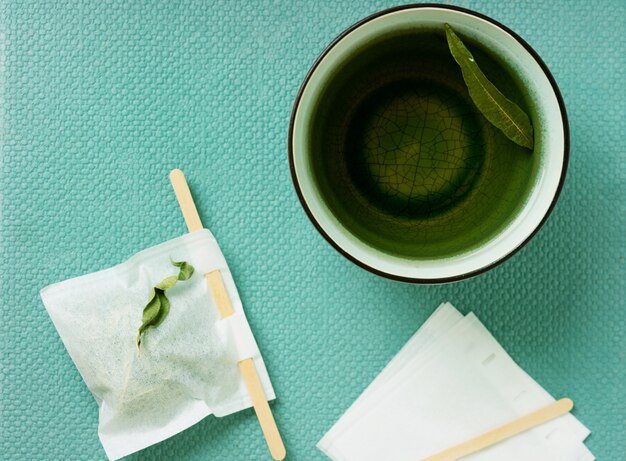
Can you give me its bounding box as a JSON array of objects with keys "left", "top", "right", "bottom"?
[{"left": 287, "top": 3, "right": 569, "bottom": 284}]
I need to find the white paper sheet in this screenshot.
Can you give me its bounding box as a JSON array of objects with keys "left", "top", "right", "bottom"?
[{"left": 318, "top": 304, "right": 593, "bottom": 461}]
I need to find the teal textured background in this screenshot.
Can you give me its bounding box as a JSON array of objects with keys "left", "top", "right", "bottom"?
[{"left": 1, "top": 1, "right": 624, "bottom": 460}]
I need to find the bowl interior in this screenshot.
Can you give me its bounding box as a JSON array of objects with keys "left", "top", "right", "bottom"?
[{"left": 305, "top": 27, "right": 541, "bottom": 259}]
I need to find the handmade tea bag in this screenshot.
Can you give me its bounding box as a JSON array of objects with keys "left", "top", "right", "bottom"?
[
  {"left": 318, "top": 304, "right": 594, "bottom": 461},
  {"left": 40, "top": 230, "right": 274, "bottom": 460}
]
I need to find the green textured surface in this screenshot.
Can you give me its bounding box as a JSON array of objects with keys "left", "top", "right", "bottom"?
[{"left": 0, "top": 1, "right": 624, "bottom": 460}]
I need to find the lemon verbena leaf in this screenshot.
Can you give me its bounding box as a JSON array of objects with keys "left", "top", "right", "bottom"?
[
  {"left": 445, "top": 24, "right": 534, "bottom": 149},
  {"left": 136, "top": 260, "right": 195, "bottom": 350}
]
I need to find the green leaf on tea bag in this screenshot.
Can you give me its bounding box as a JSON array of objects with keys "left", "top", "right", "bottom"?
[
  {"left": 136, "top": 289, "right": 170, "bottom": 348},
  {"left": 136, "top": 260, "right": 195, "bottom": 350},
  {"left": 172, "top": 260, "right": 194, "bottom": 281},
  {"left": 155, "top": 275, "right": 178, "bottom": 291},
  {"left": 445, "top": 23, "right": 534, "bottom": 149}
]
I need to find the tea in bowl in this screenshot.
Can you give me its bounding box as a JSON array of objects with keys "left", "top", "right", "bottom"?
[{"left": 289, "top": 5, "right": 568, "bottom": 283}]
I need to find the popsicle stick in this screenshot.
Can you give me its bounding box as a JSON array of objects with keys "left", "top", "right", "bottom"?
[
  {"left": 206, "top": 271, "right": 235, "bottom": 318},
  {"left": 169, "top": 169, "right": 286, "bottom": 461},
  {"left": 170, "top": 169, "right": 203, "bottom": 233},
  {"left": 420, "top": 398, "right": 574, "bottom": 461}
]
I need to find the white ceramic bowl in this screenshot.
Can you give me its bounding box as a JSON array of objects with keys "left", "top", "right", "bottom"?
[{"left": 289, "top": 5, "right": 568, "bottom": 283}]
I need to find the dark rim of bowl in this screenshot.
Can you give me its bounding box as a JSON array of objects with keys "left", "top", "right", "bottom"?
[{"left": 287, "top": 3, "right": 570, "bottom": 284}]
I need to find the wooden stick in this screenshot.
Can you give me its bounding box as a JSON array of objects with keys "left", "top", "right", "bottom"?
[
  {"left": 169, "top": 169, "right": 286, "bottom": 461},
  {"left": 420, "top": 398, "right": 574, "bottom": 461},
  {"left": 170, "top": 169, "right": 203, "bottom": 233}
]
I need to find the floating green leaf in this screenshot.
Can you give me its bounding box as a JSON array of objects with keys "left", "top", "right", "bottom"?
[
  {"left": 445, "top": 24, "right": 534, "bottom": 149},
  {"left": 136, "top": 260, "right": 195, "bottom": 350}
]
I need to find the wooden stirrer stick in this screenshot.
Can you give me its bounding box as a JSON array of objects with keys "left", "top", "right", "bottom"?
[
  {"left": 420, "top": 398, "right": 574, "bottom": 461},
  {"left": 170, "top": 169, "right": 286, "bottom": 461}
]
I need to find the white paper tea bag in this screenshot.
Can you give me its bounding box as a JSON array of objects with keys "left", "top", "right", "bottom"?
[
  {"left": 318, "top": 304, "right": 593, "bottom": 461},
  {"left": 40, "top": 230, "right": 275, "bottom": 460}
]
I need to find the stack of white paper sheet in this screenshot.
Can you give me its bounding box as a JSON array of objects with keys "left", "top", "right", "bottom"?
[{"left": 318, "top": 303, "right": 594, "bottom": 461}]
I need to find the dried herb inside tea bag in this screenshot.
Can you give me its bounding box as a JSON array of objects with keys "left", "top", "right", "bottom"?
[{"left": 136, "top": 260, "right": 195, "bottom": 349}]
